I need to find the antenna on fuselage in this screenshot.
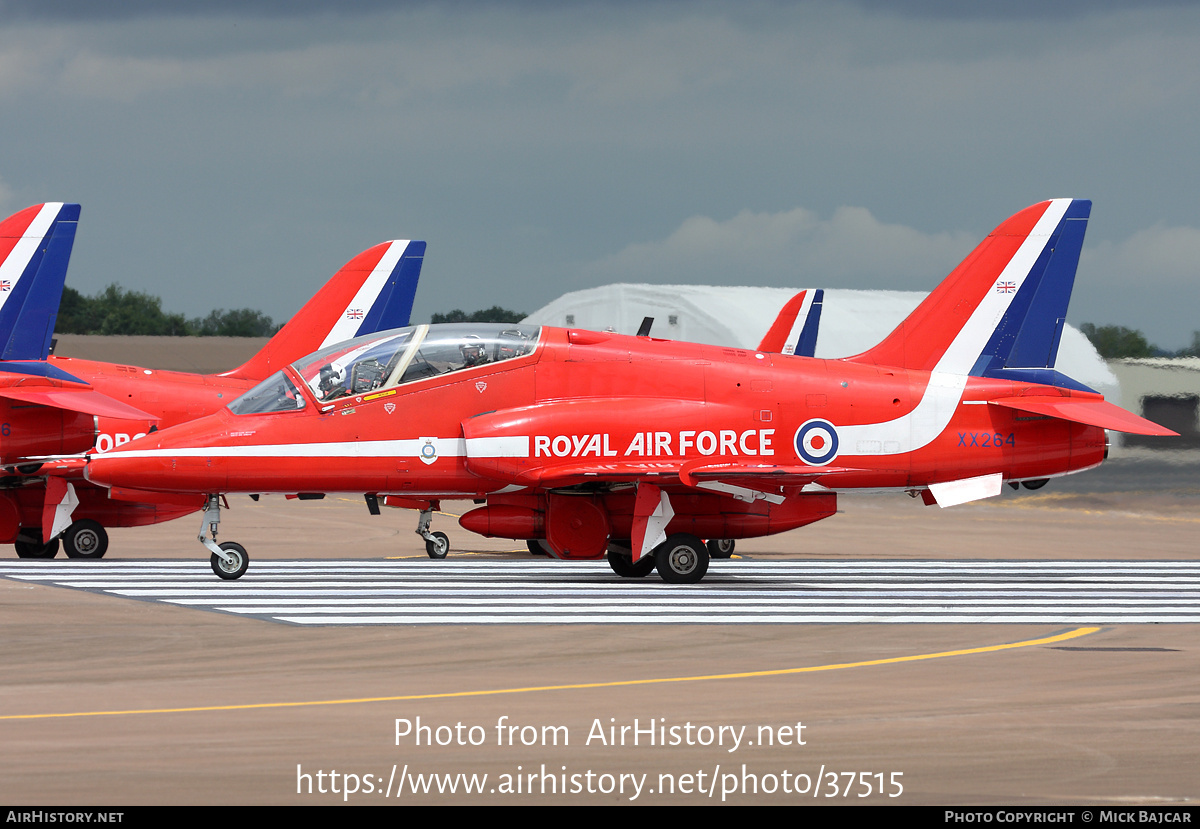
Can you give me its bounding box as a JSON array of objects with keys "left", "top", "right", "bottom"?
[{"left": 636, "top": 317, "right": 654, "bottom": 337}]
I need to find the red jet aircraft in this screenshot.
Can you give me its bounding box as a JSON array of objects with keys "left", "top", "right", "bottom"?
[
  {"left": 0, "top": 203, "right": 425, "bottom": 559},
  {"left": 83, "top": 199, "right": 1174, "bottom": 582}
]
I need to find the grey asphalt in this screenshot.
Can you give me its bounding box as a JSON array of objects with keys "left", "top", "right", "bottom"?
[{"left": 1, "top": 454, "right": 1196, "bottom": 805}]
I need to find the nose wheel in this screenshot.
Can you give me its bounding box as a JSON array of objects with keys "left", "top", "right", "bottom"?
[
  {"left": 210, "top": 541, "right": 249, "bottom": 580},
  {"left": 424, "top": 531, "right": 449, "bottom": 559},
  {"left": 198, "top": 494, "right": 247, "bottom": 580},
  {"left": 416, "top": 506, "right": 451, "bottom": 559}
]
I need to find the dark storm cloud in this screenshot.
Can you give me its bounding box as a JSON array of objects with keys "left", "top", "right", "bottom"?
[
  {"left": 853, "top": 0, "right": 1195, "bottom": 19},
  {"left": 0, "top": 0, "right": 402, "bottom": 20},
  {"left": 1, "top": 0, "right": 1197, "bottom": 347}
]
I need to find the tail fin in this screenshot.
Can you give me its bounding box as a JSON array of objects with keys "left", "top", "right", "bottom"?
[
  {"left": 844, "top": 199, "right": 1172, "bottom": 437},
  {"left": 0, "top": 203, "right": 81, "bottom": 361},
  {"left": 757, "top": 288, "right": 824, "bottom": 356},
  {"left": 848, "top": 199, "right": 1090, "bottom": 387},
  {"left": 222, "top": 239, "right": 425, "bottom": 381}
]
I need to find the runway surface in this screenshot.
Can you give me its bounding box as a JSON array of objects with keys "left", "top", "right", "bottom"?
[
  {"left": 1, "top": 455, "right": 1198, "bottom": 805},
  {"left": 2, "top": 559, "right": 1197, "bottom": 625}
]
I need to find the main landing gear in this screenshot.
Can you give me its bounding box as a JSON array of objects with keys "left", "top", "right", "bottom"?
[
  {"left": 605, "top": 533, "right": 711, "bottom": 584},
  {"left": 706, "top": 538, "right": 735, "bottom": 559},
  {"left": 15, "top": 529, "right": 59, "bottom": 559},
  {"left": 12, "top": 521, "right": 111, "bottom": 560},
  {"left": 605, "top": 543, "right": 656, "bottom": 578},
  {"left": 63, "top": 519, "right": 109, "bottom": 560},
  {"left": 654, "top": 534, "right": 710, "bottom": 584},
  {"left": 198, "top": 494, "right": 248, "bottom": 580}
]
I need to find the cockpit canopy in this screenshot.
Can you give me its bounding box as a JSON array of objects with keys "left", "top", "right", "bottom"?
[{"left": 227, "top": 324, "right": 540, "bottom": 415}]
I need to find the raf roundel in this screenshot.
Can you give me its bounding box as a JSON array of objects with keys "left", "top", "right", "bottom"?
[
  {"left": 419, "top": 438, "right": 439, "bottom": 465},
  {"left": 794, "top": 418, "right": 840, "bottom": 466}
]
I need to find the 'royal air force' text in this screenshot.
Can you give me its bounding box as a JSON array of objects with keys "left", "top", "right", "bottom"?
[{"left": 534, "top": 430, "right": 775, "bottom": 459}]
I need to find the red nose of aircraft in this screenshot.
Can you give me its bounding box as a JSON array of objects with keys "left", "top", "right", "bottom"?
[{"left": 86, "top": 410, "right": 234, "bottom": 494}]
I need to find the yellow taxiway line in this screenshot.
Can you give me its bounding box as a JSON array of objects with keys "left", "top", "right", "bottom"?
[{"left": 0, "top": 627, "right": 1099, "bottom": 721}]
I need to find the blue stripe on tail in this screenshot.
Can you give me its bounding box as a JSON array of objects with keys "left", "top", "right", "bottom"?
[
  {"left": 969, "top": 199, "right": 1092, "bottom": 390},
  {"left": 792, "top": 288, "right": 823, "bottom": 358},
  {"left": 354, "top": 240, "right": 425, "bottom": 338},
  {"left": 0, "top": 204, "right": 80, "bottom": 362}
]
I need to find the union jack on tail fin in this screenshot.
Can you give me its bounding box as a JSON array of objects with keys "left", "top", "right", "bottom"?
[
  {"left": 757, "top": 288, "right": 824, "bottom": 357},
  {"left": 222, "top": 239, "right": 426, "bottom": 381}
]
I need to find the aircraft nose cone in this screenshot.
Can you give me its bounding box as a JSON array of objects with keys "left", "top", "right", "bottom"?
[
  {"left": 85, "top": 449, "right": 156, "bottom": 489},
  {"left": 88, "top": 446, "right": 228, "bottom": 494}
]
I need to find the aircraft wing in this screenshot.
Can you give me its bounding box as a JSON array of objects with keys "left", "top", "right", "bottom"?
[
  {"left": 0, "top": 385, "right": 159, "bottom": 421},
  {"left": 0, "top": 368, "right": 159, "bottom": 421},
  {"left": 480, "top": 455, "right": 852, "bottom": 499},
  {"left": 988, "top": 396, "right": 1176, "bottom": 436}
]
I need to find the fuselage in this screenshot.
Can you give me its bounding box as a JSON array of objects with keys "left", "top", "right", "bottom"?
[{"left": 84, "top": 324, "right": 1108, "bottom": 501}]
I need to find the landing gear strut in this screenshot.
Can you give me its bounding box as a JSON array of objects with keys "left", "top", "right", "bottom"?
[
  {"left": 198, "top": 494, "right": 248, "bottom": 580},
  {"left": 416, "top": 506, "right": 449, "bottom": 559}
]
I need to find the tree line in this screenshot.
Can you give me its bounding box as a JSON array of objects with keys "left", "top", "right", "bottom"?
[
  {"left": 1079, "top": 323, "right": 1200, "bottom": 359},
  {"left": 53, "top": 284, "right": 526, "bottom": 337},
  {"left": 56, "top": 285, "right": 278, "bottom": 337}
]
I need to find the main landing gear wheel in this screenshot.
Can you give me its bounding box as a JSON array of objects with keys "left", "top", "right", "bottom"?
[
  {"left": 654, "top": 533, "right": 709, "bottom": 584},
  {"left": 706, "top": 538, "right": 735, "bottom": 559},
  {"left": 526, "top": 539, "right": 552, "bottom": 556},
  {"left": 210, "top": 541, "right": 249, "bottom": 580},
  {"left": 15, "top": 532, "right": 59, "bottom": 559},
  {"left": 606, "top": 548, "right": 657, "bottom": 578},
  {"left": 425, "top": 531, "right": 450, "bottom": 559},
  {"left": 1022, "top": 479, "right": 1049, "bottom": 491},
  {"left": 63, "top": 520, "right": 108, "bottom": 560}
]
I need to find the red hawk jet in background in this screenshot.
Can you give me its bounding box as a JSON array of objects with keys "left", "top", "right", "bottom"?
[
  {"left": 0, "top": 203, "right": 425, "bottom": 559},
  {"left": 83, "top": 199, "right": 1174, "bottom": 582}
]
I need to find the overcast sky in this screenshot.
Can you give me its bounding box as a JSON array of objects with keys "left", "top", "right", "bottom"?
[{"left": 2, "top": 1, "right": 1198, "bottom": 348}]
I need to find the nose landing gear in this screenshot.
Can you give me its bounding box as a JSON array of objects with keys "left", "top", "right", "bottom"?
[{"left": 198, "top": 494, "right": 248, "bottom": 580}]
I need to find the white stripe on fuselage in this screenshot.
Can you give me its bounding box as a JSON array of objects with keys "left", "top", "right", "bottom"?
[
  {"left": 0, "top": 203, "right": 63, "bottom": 313},
  {"left": 318, "top": 240, "right": 410, "bottom": 349},
  {"left": 838, "top": 199, "right": 1071, "bottom": 456},
  {"left": 99, "top": 435, "right": 531, "bottom": 461}
]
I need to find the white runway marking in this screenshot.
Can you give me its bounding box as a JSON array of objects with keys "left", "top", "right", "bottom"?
[{"left": 1, "top": 559, "right": 1198, "bottom": 625}]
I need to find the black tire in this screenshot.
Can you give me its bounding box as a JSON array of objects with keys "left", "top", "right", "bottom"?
[
  {"left": 706, "top": 538, "right": 735, "bottom": 559},
  {"left": 63, "top": 520, "right": 108, "bottom": 560},
  {"left": 15, "top": 532, "right": 59, "bottom": 559},
  {"left": 526, "top": 539, "right": 551, "bottom": 556},
  {"left": 210, "top": 541, "right": 249, "bottom": 580},
  {"left": 606, "top": 548, "right": 656, "bottom": 578},
  {"left": 426, "top": 531, "right": 449, "bottom": 559},
  {"left": 654, "top": 533, "right": 709, "bottom": 584},
  {"left": 1022, "top": 479, "right": 1049, "bottom": 491}
]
